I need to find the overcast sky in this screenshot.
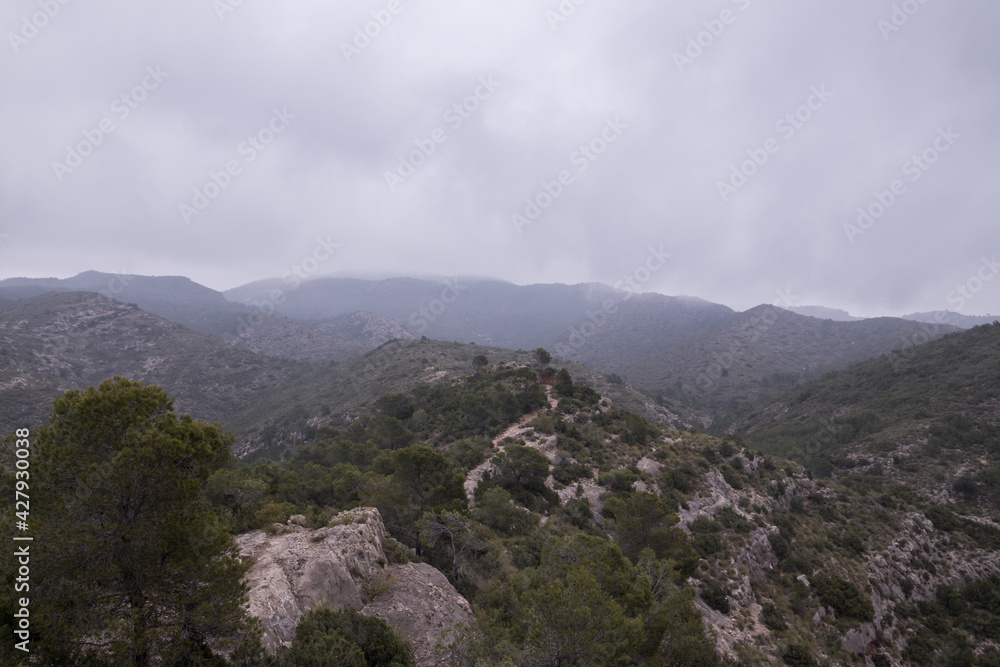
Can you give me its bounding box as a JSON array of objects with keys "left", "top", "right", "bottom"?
[{"left": 1, "top": 0, "right": 998, "bottom": 317}]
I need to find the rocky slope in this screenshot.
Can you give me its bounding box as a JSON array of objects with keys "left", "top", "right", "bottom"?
[
  {"left": 235, "top": 507, "right": 476, "bottom": 667},
  {"left": 231, "top": 310, "right": 416, "bottom": 362},
  {"left": 0, "top": 291, "right": 309, "bottom": 436}
]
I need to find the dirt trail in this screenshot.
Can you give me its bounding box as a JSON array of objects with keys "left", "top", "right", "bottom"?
[{"left": 463, "top": 387, "right": 558, "bottom": 503}]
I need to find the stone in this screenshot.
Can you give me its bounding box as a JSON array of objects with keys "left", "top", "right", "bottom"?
[{"left": 236, "top": 507, "right": 476, "bottom": 666}]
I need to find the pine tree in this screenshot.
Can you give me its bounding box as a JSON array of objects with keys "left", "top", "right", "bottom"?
[{"left": 29, "top": 377, "right": 255, "bottom": 665}]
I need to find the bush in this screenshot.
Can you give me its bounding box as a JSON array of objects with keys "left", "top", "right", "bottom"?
[
  {"left": 552, "top": 457, "right": 591, "bottom": 486},
  {"left": 280, "top": 606, "right": 415, "bottom": 667},
  {"left": 716, "top": 507, "right": 750, "bottom": 533},
  {"left": 692, "top": 533, "right": 722, "bottom": 557},
  {"left": 781, "top": 644, "right": 816, "bottom": 666},
  {"left": 700, "top": 585, "right": 730, "bottom": 614},
  {"left": 810, "top": 575, "right": 874, "bottom": 622},
  {"left": 720, "top": 465, "right": 744, "bottom": 490},
  {"left": 689, "top": 515, "right": 721, "bottom": 533},
  {"left": 761, "top": 602, "right": 787, "bottom": 631},
  {"left": 768, "top": 533, "right": 790, "bottom": 561},
  {"left": 663, "top": 465, "right": 698, "bottom": 494},
  {"left": 599, "top": 468, "right": 639, "bottom": 493}
]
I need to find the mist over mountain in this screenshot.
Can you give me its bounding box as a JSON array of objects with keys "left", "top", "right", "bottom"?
[
  {"left": 901, "top": 310, "right": 1000, "bottom": 329},
  {"left": 781, "top": 305, "right": 864, "bottom": 322},
  {"left": 0, "top": 271, "right": 251, "bottom": 338},
  {"left": 0, "top": 271, "right": 969, "bottom": 426},
  {"left": 225, "top": 274, "right": 961, "bottom": 422}
]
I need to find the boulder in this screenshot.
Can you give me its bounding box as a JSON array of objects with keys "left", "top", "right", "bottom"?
[
  {"left": 235, "top": 507, "right": 476, "bottom": 666},
  {"left": 363, "top": 563, "right": 476, "bottom": 667}
]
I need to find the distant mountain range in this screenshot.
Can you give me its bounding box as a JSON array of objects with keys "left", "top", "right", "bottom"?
[
  {"left": 1, "top": 271, "right": 979, "bottom": 427},
  {"left": 781, "top": 305, "right": 863, "bottom": 321},
  {"left": 781, "top": 304, "right": 998, "bottom": 329},
  {"left": 0, "top": 291, "right": 690, "bottom": 458},
  {"left": 225, "top": 276, "right": 960, "bottom": 420}
]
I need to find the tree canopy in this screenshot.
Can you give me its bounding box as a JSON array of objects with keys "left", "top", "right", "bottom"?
[{"left": 27, "top": 378, "right": 254, "bottom": 665}]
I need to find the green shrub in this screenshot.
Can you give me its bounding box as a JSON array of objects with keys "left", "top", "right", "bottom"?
[
  {"left": 761, "top": 602, "right": 787, "bottom": 631},
  {"left": 692, "top": 533, "right": 722, "bottom": 557},
  {"left": 599, "top": 468, "right": 638, "bottom": 493},
  {"left": 810, "top": 575, "right": 874, "bottom": 622},
  {"left": 662, "top": 465, "right": 698, "bottom": 494},
  {"left": 781, "top": 644, "right": 816, "bottom": 666},
  {"left": 716, "top": 507, "right": 750, "bottom": 533},
  {"left": 281, "top": 606, "right": 415, "bottom": 667},
  {"left": 689, "top": 516, "right": 721, "bottom": 533},
  {"left": 721, "top": 465, "right": 744, "bottom": 490},
  {"left": 768, "top": 533, "right": 790, "bottom": 561},
  {"left": 552, "top": 458, "right": 591, "bottom": 485},
  {"left": 700, "top": 585, "right": 730, "bottom": 614}
]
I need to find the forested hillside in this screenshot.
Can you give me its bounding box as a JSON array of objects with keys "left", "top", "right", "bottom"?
[{"left": 6, "top": 354, "right": 1000, "bottom": 664}]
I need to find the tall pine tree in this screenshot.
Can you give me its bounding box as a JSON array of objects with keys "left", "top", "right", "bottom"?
[{"left": 29, "top": 377, "right": 255, "bottom": 665}]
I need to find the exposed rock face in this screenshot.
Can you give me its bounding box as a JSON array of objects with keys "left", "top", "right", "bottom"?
[
  {"left": 362, "top": 563, "right": 476, "bottom": 667},
  {"left": 863, "top": 512, "right": 1000, "bottom": 658},
  {"left": 235, "top": 507, "right": 476, "bottom": 666},
  {"left": 232, "top": 310, "right": 416, "bottom": 363}
]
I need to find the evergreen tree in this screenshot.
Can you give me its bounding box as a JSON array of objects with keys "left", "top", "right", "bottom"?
[{"left": 29, "top": 378, "right": 253, "bottom": 665}]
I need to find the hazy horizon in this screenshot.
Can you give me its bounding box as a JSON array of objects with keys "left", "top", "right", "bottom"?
[{"left": 3, "top": 268, "right": 998, "bottom": 321}]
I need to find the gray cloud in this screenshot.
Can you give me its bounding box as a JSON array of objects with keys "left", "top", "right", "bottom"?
[{"left": 2, "top": 0, "right": 998, "bottom": 317}]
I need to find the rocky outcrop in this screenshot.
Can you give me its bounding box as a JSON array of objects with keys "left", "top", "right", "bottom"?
[
  {"left": 863, "top": 512, "right": 1000, "bottom": 658},
  {"left": 235, "top": 507, "right": 476, "bottom": 666},
  {"left": 362, "top": 563, "right": 475, "bottom": 666}
]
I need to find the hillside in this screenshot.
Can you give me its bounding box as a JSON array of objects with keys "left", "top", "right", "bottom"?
[
  {"left": 730, "top": 322, "right": 1000, "bottom": 499},
  {"left": 783, "top": 305, "right": 863, "bottom": 321},
  {"left": 0, "top": 272, "right": 415, "bottom": 362},
  {"left": 0, "top": 291, "right": 311, "bottom": 436},
  {"left": 0, "top": 292, "right": 696, "bottom": 459},
  {"left": 902, "top": 310, "right": 1000, "bottom": 329},
  {"left": 226, "top": 276, "right": 651, "bottom": 349},
  {"left": 3, "top": 273, "right": 960, "bottom": 430},
  {"left": 4, "top": 297, "right": 1000, "bottom": 664},
  {"left": 231, "top": 310, "right": 416, "bottom": 362},
  {"left": 161, "top": 358, "right": 1000, "bottom": 663},
  {"left": 0, "top": 271, "right": 251, "bottom": 338},
  {"left": 232, "top": 337, "right": 702, "bottom": 460},
  {"left": 227, "top": 276, "right": 962, "bottom": 424},
  {"left": 573, "top": 304, "right": 958, "bottom": 423}
]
